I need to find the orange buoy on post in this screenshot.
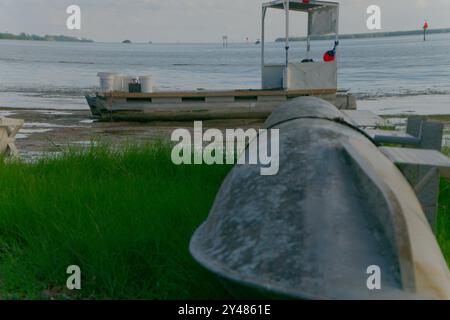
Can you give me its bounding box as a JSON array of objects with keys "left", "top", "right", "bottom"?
[{"left": 423, "top": 21, "right": 429, "bottom": 41}]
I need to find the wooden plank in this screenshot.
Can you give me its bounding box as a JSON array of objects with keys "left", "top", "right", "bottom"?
[
  {"left": 151, "top": 97, "right": 183, "bottom": 104},
  {"left": 0, "top": 117, "right": 24, "bottom": 157},
  {"left": 98, "top": 88, "right": 337, "bottom": 99},
  {"left": 380, "top": 146, "right": 448, "bottom": 230},
  {"left": 0, "top": 118, "right": 24, "bottom": 136},
  {"left": 95, "top": 99, "right": 276, "bottom": 121},
  {"left": 380, "top": 147, "right": 450, "bottom": 179},
  {"left": 0, "top": 117, "right": 24, "bottom": 127},
  {"left": 365, "top": 129, "right": 421, "bottom": 146},
  {"left": 366, "top": 130, "right": 416, "bottom": 139},
  {"left": 342, "top": 110, "right": 387, "bottom": 128},
  {"left": 95, "top": 92, "right": 343, "bottom": 121}
]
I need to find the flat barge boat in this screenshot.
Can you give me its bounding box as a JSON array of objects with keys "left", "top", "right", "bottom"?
[{"left": 86, "top": 0, "right": 357, "bottom": 121}]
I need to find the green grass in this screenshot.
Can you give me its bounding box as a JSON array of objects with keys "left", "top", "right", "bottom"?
[
  {"left": 428, "top": 115, "right": 450, "bottom": 122},
  {"left": 0, "top": 143, "right": 233, "bottom": 299},
  {"left": 0, "top": 143, "right": 448, "bottom": 299},
  {"left": 437, "top": 147, "right": 450, "bottom": 266}
]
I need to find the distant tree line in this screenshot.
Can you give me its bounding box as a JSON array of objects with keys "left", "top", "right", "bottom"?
[
  {"left": 0, "top": 32, "right": 93, "bottom": 42},
  {"left": 275, "top": 28, "right": 450, "bottom": 42}
]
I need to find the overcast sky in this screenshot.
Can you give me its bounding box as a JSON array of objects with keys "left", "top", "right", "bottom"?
[{"left": 0, "top": 0, "right": 449, "bottom": 42}]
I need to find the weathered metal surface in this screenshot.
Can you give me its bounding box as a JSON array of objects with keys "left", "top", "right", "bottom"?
[
  {"left": 190, "top": 97, "right": 450, "bottom": 300},
  {"left": 85, "top": 95, "right": 101, "bottom": 117},
  {"left": 88, "top": 90, "right": 356, "bottom": 121},
  {"left": 100, "top": 88, "right": 337, "bottom": 99},
  {"left": 341, "top": 110, "right": 387, "bottom": 128},
  {"left": 380, "top": 147, "right": 450, "bottom": 179},
  {"left": 371, "top": 117, "right": 445, "bottom": 233},
  {"left": 335, "top": 92, "right": 357, "bottom": 110},
  {"left": 366, "top": 130, "right": 421, "bottom": 146},
  {"left": 367, "top": 117, "right": 444, "bottom": 149}
]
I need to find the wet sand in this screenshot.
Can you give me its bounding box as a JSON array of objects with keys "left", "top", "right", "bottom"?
[
  {"left": 358, "top": 94, "right": 450, "bottom": 116},
  {"left": 0, "top": 107, "right": 264, "bottom": 159},
  {"left": 1, "top": 107, "right": 449, "bottom": 160}
]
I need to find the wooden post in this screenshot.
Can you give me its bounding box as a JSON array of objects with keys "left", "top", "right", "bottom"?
[
  {"left": 222, "top": 36, "right": 228, "bottom": 48},
  {"left": 0, "top": 118, "right": 24, "bottom": 157},
  {"left": 401, "top": 117, "right": 443, "bottom": 231},
  {"left": 423, "top": 21, "right": 429, "bottom": 42}
]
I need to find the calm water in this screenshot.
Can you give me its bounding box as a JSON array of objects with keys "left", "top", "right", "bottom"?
[{"left": 0, "top": 33, "right": 450, "bottom": 114}]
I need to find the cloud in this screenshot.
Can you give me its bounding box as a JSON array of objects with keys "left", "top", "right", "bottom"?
[{"left": 0, "top": 0, "right": 449, "bottom": 42}]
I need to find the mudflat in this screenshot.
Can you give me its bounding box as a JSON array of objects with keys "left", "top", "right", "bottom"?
[{"left": 0, "top": 107, "right": 264, "bottom": 159}]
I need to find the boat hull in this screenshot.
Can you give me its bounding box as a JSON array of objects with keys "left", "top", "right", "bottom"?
[
  {"left": 86, "top": 89, "right": 356, "bottom": 121},
  {"left": 85, "top": 95, "right": 101, "bottom": 117},
  {"left": 189, "top": 97, "right": 450, "bottom": 300}
]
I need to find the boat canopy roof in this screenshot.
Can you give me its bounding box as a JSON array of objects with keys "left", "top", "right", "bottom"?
[
  {"left": 261, "top": 0, "right": 340, "bottom": 73},
  {"left": 263, "top": 0, "right": 339, "bottom": 12}
]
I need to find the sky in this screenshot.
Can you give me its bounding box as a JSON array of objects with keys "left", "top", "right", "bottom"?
[{"left": 0, "top": 0, "right": 449, "bottom": 43}]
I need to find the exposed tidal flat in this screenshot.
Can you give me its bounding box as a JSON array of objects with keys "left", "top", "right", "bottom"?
[
  {"left": 0, "top": 107, "right": 265, "bottom": 160},
  {"left": 1, "top": 106, "right": 448, "bottom": 160}
]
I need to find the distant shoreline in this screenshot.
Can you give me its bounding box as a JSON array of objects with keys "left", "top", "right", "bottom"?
[
  {"left": 2, "top": 27, "right": 450, "bottom": 44},
  {"left": 275, "top": 28, "right": 450, "bottom": 42},
  {"left": 0, "top": 32, "right": 93, "bottom": 42}
]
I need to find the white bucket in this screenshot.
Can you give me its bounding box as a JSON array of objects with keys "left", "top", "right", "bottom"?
[
  {"left": 139, "top": 75, "right": 154, "bottom": 93},
  {"left": 113, "top": 76, "right": 124, "bottom": 91},
  {"left": 97, "top": 72, "right": 118, "bottom": 92}
]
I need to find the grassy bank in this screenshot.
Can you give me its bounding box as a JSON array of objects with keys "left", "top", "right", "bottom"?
[
  {"left": 437, "top": 147, "right": 450, "bottom": 266},
  {"left": 0, "top": 143, "right": 233, "bottom": 299},
  {"left": 0, "top": 144, "right": 448, "bottom": 299}
]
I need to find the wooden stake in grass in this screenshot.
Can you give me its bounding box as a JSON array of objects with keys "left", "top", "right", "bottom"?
[{"left": 0, "top": 117, "right": 24, "bottom": 157}]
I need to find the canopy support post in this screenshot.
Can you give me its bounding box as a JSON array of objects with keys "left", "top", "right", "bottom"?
[
  {"left": 335, "top": 5, "right": 340, "bottom": 55},
  {"left": 261, "top": 6, "right": 267, "bottom": 88},
  {"left": 306, "top": 36, "right": 311, "bottom": 59},
  {"left": 307, "top": 12, "right": 312, "bottom": 59},
  {"left": 284, "top": 0, "right": 290, "bottom": 67},
  {"left": 261, "top": 7, "right": 266, "bottom": 70}
]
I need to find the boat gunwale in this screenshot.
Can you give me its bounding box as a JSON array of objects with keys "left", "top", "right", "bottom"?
[{"left": 97, "top": 88, "right": 338, "bottom": 99}]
